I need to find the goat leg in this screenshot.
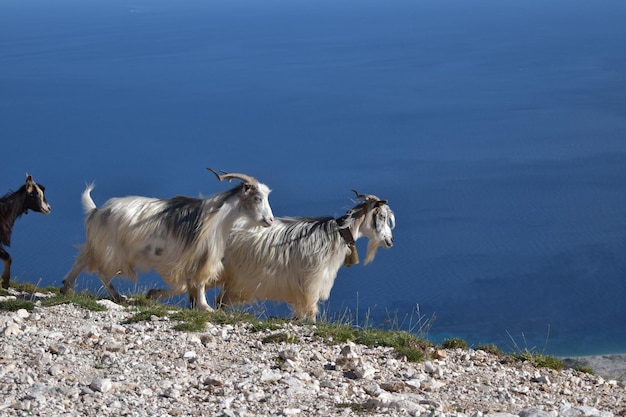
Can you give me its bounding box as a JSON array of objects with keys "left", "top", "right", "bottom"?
[
  {"left": 0, "top": 248, "right": 11, "bottom": 289},
  {"left": 194, "top": 282, "right": 213, "bottom": 312}
]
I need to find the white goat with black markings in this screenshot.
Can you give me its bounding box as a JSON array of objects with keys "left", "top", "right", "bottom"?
[
  {"left": 214, "top": 191, "right": 395, "bottom": 321},
  {"left": 60, "top": 169, "right": 274, "bottom": 311}
]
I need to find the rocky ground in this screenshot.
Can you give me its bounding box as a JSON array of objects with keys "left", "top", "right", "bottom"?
[{"left": 1, "top": 292, "right": 625, "bottom": 417}]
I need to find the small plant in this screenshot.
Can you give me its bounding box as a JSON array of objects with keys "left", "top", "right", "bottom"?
[
  {"left": 442, "top": 337, "right": 468, "bottom": 349},
  {"left": 0, "top": 299, "right": 35, "bottom": 312},
  {"left": 205, "top": 309, "right": 257, "bottom": 326},
  {"left": 313, "top": 322, "right": 431, "bottom": 362},
  {"left": 249, "top": 318, "right": 285, "bottom": 333},
  {"left": 124, "top": 307, "right": 170, "bottom": 324},
  {"left": 574, "top": 365, "right": 594, "bottom": 375},
  {"left": 8, "top": 279, "right": 59, "bottom": 295},
  {"left": 170, "top": 309, "right": 210, "bottom": 332},
  {"left": 512, "top": 351, "right": 564, "bottom": 371},
  {"left": 40, "top": 293, "right": 107, "bottom": 312},
  {"left": 262, "top": 332, "right": 298, "bottom": 344},
  {"left": 476, "top": 344, "right": 504, "bottom": 357},
  {"left": 382, "top": 303, "right": 436, "bottom": 338},
  {"left": 506, "top": 329, "right": 563, "bottom": 371}
]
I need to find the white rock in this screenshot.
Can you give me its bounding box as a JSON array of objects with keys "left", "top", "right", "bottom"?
[
  {"left": 183, "top": 350, "right": 197, "bottom": 359},
  {"left": 260, "top": 369, "right": 282, "bottom": 383},
  {"left": 405, "top": 379, "right": 422, "bottom": 390},
  {"left": 16, "top": 309, "right": 30, "bottom": 319},
  {"left": 2, "top": 323, "right": 21, "bottom": 337},
  {"left": 354, "top": 362, "right": 376, "bottom": 379},
  {"left": 96, "top": 299, "right": 124, "bottom": 311},
  {"left": 90, "top": 378, "right": 113, "bottom": 393}
]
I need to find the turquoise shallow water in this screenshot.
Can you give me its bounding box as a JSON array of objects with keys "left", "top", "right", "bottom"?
[{"left": 2, "top": 0, "right": 626, "bottom": 356}]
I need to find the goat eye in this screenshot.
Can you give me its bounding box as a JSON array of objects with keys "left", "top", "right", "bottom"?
[{"left": 254, "top": 196, "right": 262, "bottom": 203}]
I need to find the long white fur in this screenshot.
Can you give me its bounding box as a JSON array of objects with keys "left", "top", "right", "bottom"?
[
  {"left": 216, "top": 198, "right": 395, "bottom": 321},
  {"left": 61, "top": 177, "right": 273, "bottom": 311}
]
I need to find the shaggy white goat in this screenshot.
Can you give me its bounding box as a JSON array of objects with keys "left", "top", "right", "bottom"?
[
  {"left": 60, "top": 169, "right": 274, "bottom": 311},
  {"left": 213, "top": 191, "right": 395, "bottom": 321}
]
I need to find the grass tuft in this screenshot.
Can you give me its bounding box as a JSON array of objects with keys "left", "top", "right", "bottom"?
[
  {"left": 314, "top": 322, "right": 431, "bottom": 362},
  {"left": 442, "top": 337, "right": 468, "bottom": 349},
  {"left": 8, "top": 280, "right": 59, "bottom": 295},
  {"left": 0, "top": 299, "right": 35, "bottom": 312},
  {"left": 574, "top": 365, "right": 594, "bottom": 375},
  {"left": 506, "top": 329, "right": 563, "bottom": 371},
  {"left": 40, "top": 293, "right": 107, "bottom": 312},
  {"left": 512, "top": 351, "right": 564, "bottom": 371},
  {"left": 262, "top": 332, "right": 298, "bottom": 344},
  {"left": 476, "top": 343, "right": 504, "bottom": 357}
]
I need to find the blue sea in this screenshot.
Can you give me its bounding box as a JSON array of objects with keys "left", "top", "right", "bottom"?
[{"left": 2, "top": 0, "right": 626, "bottom": 357}]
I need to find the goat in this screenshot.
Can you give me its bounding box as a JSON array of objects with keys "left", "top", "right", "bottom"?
[
  {"left": 60, "top": 169, "right": 274, "bottom": 311},
  {"left": 214, "top": 191, "right": 395, "bottom": 321},
  {"left": 1, "top": 174, "right": 51, "bottom": 289}
]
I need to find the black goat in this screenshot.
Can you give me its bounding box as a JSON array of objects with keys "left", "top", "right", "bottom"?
[{"left": 0, "top": 174, "right": 51, "bottom": 289}]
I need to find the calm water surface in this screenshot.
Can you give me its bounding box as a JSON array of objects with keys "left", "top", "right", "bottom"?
[{"left": 2, "top": 0, "right": 626, "bottom": 356}]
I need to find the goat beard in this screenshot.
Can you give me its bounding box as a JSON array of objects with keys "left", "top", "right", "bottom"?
[{"left": 364, "top": 239, "right": 384, "bottom": 265}]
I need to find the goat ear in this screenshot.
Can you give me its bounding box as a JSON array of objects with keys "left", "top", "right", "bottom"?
[{"left": 25, "top": 173, "right": 34, "bottom": 191}]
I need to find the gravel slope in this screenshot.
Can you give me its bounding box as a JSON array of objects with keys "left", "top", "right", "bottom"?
[{"left": 1, "top": 293, "right": 624, "bottom": 417}]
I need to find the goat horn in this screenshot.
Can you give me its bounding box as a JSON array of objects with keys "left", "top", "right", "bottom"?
[
  {"left": 351, "top": 189, "right": 381, "bottom": 202},
  {"left": 207, "top": 168, "right": 258, "bottom": 185}
]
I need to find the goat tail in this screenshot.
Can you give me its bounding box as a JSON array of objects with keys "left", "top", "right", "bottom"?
[{"left": 81, "top": 183, "right": 97, "bottom": 214}]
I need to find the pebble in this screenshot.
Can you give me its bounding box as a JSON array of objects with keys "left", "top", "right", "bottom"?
[
  {"left": 90, "top": 378, "right": 113, "bottom": 393},
  {"left": 0, "top": 299, "right": 624, "bottom": 417}
]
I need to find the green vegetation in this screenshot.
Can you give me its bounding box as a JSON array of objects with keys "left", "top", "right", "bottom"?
[
  {"left": 314, "top": 322, "right": 431, "bottom": 362},
  {"left": 573, "top": 365, "right": 594, "bottom": 375},
  {"left": 262, "top": 332, "right": 298, "bottom": 344},
  {"left": 512, "top": 350, "right": 564, "bottom": 371},
  {"left": 8, "top": 280, "right": 59, "bottom": 295},
  {"left": 475, "top": 343, "right": 504, "bottom": 357},
  {"left": 506, "top": 329, "right": 564, "bottom": 371},
  {"left": 41, "top": 292, "right": 108, "bottom": 312},
  {"left": 170, "top": 310, "right": 210, "bottom": 332},
  {"left": 0, "top": 298, "right": 35, "bottom": 312},
  {"left": 442, "top": 337, "right": 468, "bottom": 349},
  {"left": 2, "top": 283, "right": 578, "bottom": 374},
  {"left": 249, "top": 317, "right": 287, "bottom": 333}
]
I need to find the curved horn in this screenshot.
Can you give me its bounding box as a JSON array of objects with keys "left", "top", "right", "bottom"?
[
  {"left": 207, "top": 168, "right": 258, "bottom": 185},
  {"left": 351, "top": 189, "right": 381, "bottom": 202}
]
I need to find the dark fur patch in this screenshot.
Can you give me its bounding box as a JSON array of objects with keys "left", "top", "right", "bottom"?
[
  {"left": 335, "top": 200, "right": 370, "bottom": 229},
  {"left": 160, "top": 196, "right": 206, "bottom": 248},
  {"left": 0, "top": 185, "right": 31, "bottom": 246},
  {"left": 156, "top": 184, "right": 244, "bottom": 249},
  {"left": 282, "top": 216, "right": 336, "bottom": 240}
]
